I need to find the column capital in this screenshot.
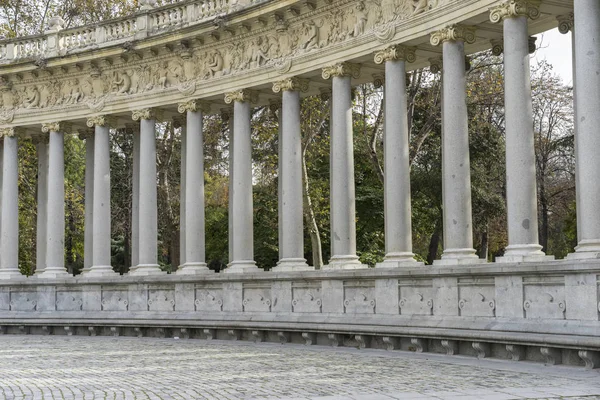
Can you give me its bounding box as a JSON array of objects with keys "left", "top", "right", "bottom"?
[
  {"left": 557, "top": 13, "right": 574, "bottom": 35},
  {"left": 272, "top": 77, "right": 309, "bottom": 93},
  {"left": 491, "top": 39, "right": 504, "bottom": 56},
  {"left": 374, "top": 45, "right": 416, "bottom": 64},
  {"left": 41, "top": 121, "right": 70, "bottom": 133},
  {"left": 373, "top": 74, "right": 385, "bottom": 89},
  {"left": 489, "top": 0, "right": 541, "bottom": 23},
  {"left": 429, "top": 57, "right": 443, "bottom": 74},
  {"left": 86, "top": 115, "right": 114, "bottom": 128},
  {"left": 269, "top": 98, "right": 282, "bottom": 113},
  {"left": 177, "top": 100, "right": 211, "bottom": 114},
  {"left": 76, "top": 129, "right": 94, "bottom": 141},
  {"left": 0, "top": 127, "right": 16, "bottom": 138},
  {"left": 224, "top": 89, "right": 259, "bottom": 104},
  {"left": 31, "top": 134, "right": 49, "bottom": 145},
  {"left": 430, "top": 24, "right": 477, "bottom": 46},
  {"left": 132, "top": 108, "right": 159, "bottom": 121},
  {"left": 321, "top": 62, "right": 361, "bottom": 80},
  {"left": 220, "top": 107, "right": 233, "bottom": 121}
]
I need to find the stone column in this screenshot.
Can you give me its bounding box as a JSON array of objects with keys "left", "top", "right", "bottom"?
[
  {"left": 272, "top": 78, "right": 312, "bottom": 271},
  {"left": 0, "top": 140, "right": 3, "bottom": 257},
  {"left": 79, "top": 131, "right": 94, "bottom": 272},
  {"left": 374, "top": 45, "right": 421, "bottom": 268},
  {"left": 321, "top": 63, "right": 366, "bottom": 269},
  {"left": 38, "top": 122, "right": 68, "bottom": 278},
  {"left": 176, "top": 116, "right": 186, "bottom": 269},
  {"left": 131, "top": 109, "right": 164, "bottom": 275},
  {"left": 490, "top": 1, "right": 552, "bottom": 262},
  {"left": 0, "top": 129, "right": 22, "bottom": 278},
  {"left": 223, "top": 90, "right": 259, "bottom": 273},
  {"left": 270, "top": 99, "right": 283, "bottom": 262},
  {"left": 82, "top": 116, "right": 116, "bottom": 276},
  {"left": 176, "top": 101, "right": 211, "bottom": 274},
  {"left": 129, "top": 124, "right": 140, "bottom": 272},
  {"left": 566, "top": 2, "right": 600, "bottom": 258},
  {"left": 33, "top": 135, "right": 49, "bottom": 274},
  {"left": 430, "top": 25, "right": 479, "bottom": 265},
  {"left": 222, "top": 109, "right": 234, "bottom": 265}
]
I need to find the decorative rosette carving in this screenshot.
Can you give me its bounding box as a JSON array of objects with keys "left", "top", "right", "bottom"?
[
  {"left": 489, "top": 0, "right": 541, "bottom": 23},
  {"left": 0, "top": 128, "right": 15, "bottom": 138},
  {"left": 131, "top": 108, "right": 156, "bottom": 121},
  {"left": 373, "top": 45, "right": 417, "bottom": 64},
  {"left": 430, "top": 25, "right": 477, "bottom": 46},
  {"left": 86, "top": 115, "right": 110, "bottom": 128},
  {"left": 177, "top": 100, "right": 211, "bottom": 114},
  {"left": 321, "top": 62, "right": 361, "bottom": 80},
  {"left": 41, "top": 122, "right": 62, "bottom": 133},
  {"left": 557, "top": 13, "right": 574, "bottom": 35},
  {"left": 272, "top": 77, "right": 309, "bottom": 93},
  {"left": 224, "top": 89, "right": 259, "bottom": 104}
]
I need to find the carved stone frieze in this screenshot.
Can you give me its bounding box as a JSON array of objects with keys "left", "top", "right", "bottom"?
[
  {"left": 321, "top": 62, "right": 361, "bottom": 80},
  {"left": 224, "top": 89, "right": 259, "bottom": 104},
  {"left": 489, "top": 0, "right": 541, "bottom": 23},
  {"left": 373, "top": 45, "right": 416, "bottom": 64},
  {"left": 272, "top": 77, "right": 309, "bottom": 93},
  {"left": 177, "top": 100, "right": 211, "bottom": 114},
  {"left": 430, "top": 24, "right": 477, "bottom": 46}
]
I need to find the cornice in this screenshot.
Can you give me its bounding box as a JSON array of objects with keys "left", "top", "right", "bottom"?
[
  {"left": 321, "top": 62, "right": 361, "bottom": 80},
  {"left": 430, "top": 24, "right": 477, "bottom": 46},
  {"left": 489, "top": 0, "right": 541, "bottom": 23},
  {"left": 373, "top": 45, "right": 417, "bottom": 64}
]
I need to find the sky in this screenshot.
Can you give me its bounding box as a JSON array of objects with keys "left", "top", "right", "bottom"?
[{"left": 534, "top": 28, "right": 573, "bottom": 85}]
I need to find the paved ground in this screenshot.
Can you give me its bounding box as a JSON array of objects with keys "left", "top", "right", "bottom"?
[{"left": 0, "top": 336, "right": 599, "bottom": 400}]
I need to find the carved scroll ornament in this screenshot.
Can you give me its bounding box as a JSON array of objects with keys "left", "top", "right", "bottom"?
[{"left": 489, "top": 0, "right": 541, "bottom": 23}]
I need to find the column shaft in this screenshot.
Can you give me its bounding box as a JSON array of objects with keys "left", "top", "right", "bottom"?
[
  {"left": 179, "top": 122, "right": 186, "bottom": 268},
  {"left": 132, "top": 118, "right": 163, "bottom": 275},
  {"left": 225, "top": 100, "right": 258, "bottom": 272},
  {"left": 82, "top": 135, "right": 94, "bottom": 271},
  {"left": 228, "top": 112, "right": 234, "bottom": 264},
  {"left": 177, "top": 109, "right": 209, "bottom": 274},
  {"left": 274, "top": 90, "right": 310, "bottom": 271},
  {"left": 84, "top": 124, "right": 115, "bottom": 276},
  {"left": 498, "top": 16, "right": 548, "bottom": 262},
  {"left": 0, "top": 135, "right": 21, "bottom": 278},
  {"left": 435, "top": 40, "right": 478, "bottom": 265},
  {"left": 380, "top": 59, "right": 417, "bottom": 266},
  {"left": 40, "top": 130, "right": 67, "bottom": 277},
  {"left": 327, "top": 75, "right": 363, "bottom": 269},
  {"left": 570, "top": 0, "right": 600, "bottom": 257},
  {"left": 131, "top": 128, "right": 140, "bottom": 270},
  {"left": 35, "top": 139, "right": 48, "bottom": 273}
]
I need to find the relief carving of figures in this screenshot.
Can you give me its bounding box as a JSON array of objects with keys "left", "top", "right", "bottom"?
[
  {"left": 351, "top": 2, "right": 368, "bottom": 37},
  {"left": 23, "top": 86, "right": 40, "bottom": 108},
  {"left": 301, "top": 19, "right": 322, "bottom": 51},
  {"left": 111, "top": 71, "right": 132, "bottom": 95},
  {"left": 206, "top": 50, "right": 224, "bottom": 78}
]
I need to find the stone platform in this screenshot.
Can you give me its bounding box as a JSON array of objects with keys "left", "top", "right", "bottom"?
[{"left": 1, "top": 335, "right": 599, "bottom": 400}]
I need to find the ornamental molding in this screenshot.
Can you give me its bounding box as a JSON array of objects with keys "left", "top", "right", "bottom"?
[
  {"left": 557, "top": 13, "right": 574, "bottom": 35},
  {"left": 224, "top": 89, "right": 259, "bottom": 104},
  {"left": 177, "top": 100, "right": 212, "bottom": 114},
  {"left": 322, "top": 62, "right": 361, "bottom": 80},
  {"left": 272, "top": 77, "right": 309, "bottom": 93},
  {"left": 374, "top": 45, "right": 417, "bottom": 64},
  {"left": 489, "top": 0, "right": 541, "bottom": 23},
  {"left": 132, "top": 109, "right": 157, "bottom": 121},
  {"left": 0, "top": 128, "right": 15, "bottom": 137},
  {"left": 430, "top": 24, "right": 477, "bottom": 46},
  {"left": 41, "top": 122, "right": 67, "bottom": 133},
  {"left": 86, "top": 115, "right": 111, "bottom": 128}
]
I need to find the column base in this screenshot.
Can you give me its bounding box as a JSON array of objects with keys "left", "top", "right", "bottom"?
[
  {"left": 175, "top": 262, "right": 212, "bottom": 275},
  {"left": 0, "top": 270, "right": 24, "bottom": 279},
  {"left": 495, "top": 244, "right": 554, "bottom": 263},
  {"left": 223, "top": 260, "right": 260, "bottom": 274},
  {"left": 376, "top": 256, "right": 424, "bottom": 269},
  {"left": 272, "top": 258, "right": 313, "bottom": 272},
  {"left": 433, "top": 248, "right": 481, "bottom": 266},
  {"left": 37, "top": 268, "right": 70, "bottom": 279},
  {"left": 129, "top": 264, "right": 166, "bottom": 276},
  {"left": 323, "top": 255, "right": 368, "bottom": 270},
  {"left": 81, "top": 265, "right": 118, "bottom": 277},
  {"left": 567, "top": 240, "right": 600, "bottom": 260}
]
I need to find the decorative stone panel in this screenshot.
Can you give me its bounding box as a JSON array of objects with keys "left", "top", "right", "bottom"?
[
  {"left": 343, "top": 280, "right": 376, "bottom": 314},
  {"left": 291, "top": 283, "right": 322, "bottom": 313},
  {"left": 101, "top": 287, "right": 129, "bottom": 311},
  {"left": 398, "top": 279, "right": 433, "bottom": 316},
  {"left": 242, "top": 283, "right": 272, "bottom": 312},
  {"left": 523, "top": 276, "right": 566, "bottom": 319},
  {"left": 148, "top": 285, "right": 176, "bottom": 311},
  {"left": 55, "top": 288, "right": 83, "bottom": 311},
  {"left": 457, "top": 278, "right": 495, "bottom": 317},
  {"left": 194, "top": 284, "right": 223, "bottom": 312},
  {"left": 0, "top": 287, "right": 9, "bottom": 311},
  {"left": 10, "top": 290, "right": 38, "bottom": 311}
]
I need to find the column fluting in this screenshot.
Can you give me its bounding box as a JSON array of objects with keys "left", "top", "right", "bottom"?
[
  {"left": 272, "top": 78, "right": 312, "bottom": 271},
  {"left": 0, "top": 129, "right": 22, "bottom": 278},
  {"left": 223, "top": 90, "right": 259, "bottom": 273},
  {"left": 430, "top": 25, "right": 479, "bottom": 265}
]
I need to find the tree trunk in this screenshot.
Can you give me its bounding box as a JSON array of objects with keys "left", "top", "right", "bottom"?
[
  {"left": 427, "top": 218, "right": 442, "bottom": 265},
  {"left": 65, "top": 197, "right": 75, "bottom": 274},
  {"left": 478, "top": 223, "right": 489, "bottom": 261},
  {"left": 539, "top": 177, "right": 549, "bottom": 253}
]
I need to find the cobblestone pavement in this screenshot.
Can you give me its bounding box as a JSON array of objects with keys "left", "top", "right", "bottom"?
[{"left": 0, "top": 336, "right": 599, "bottom": 400}]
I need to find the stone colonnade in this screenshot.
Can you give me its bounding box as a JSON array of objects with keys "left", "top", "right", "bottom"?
[{"left": 0, "top": 0, "right": 597, "bottom": 278}]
